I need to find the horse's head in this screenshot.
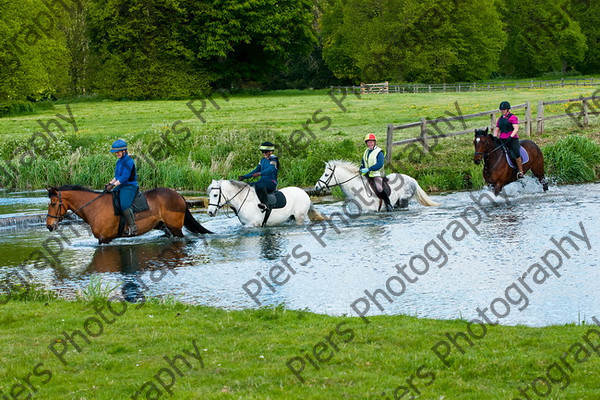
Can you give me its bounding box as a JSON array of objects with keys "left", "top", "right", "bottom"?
[
  {"left": 315, "top": 160, "right": 358, "bottom": 192},
  {"left": 206, "top": 180, "right": 223, "bottom": 217},
  {"left": 473, "top": 128, "right": 494, "bottom": 165},
  {"left": 46, "top": 187, "right": 69, "bottom": 231},
  {"left": 315, "top": 162, "right": 336, "bottom": 192}
]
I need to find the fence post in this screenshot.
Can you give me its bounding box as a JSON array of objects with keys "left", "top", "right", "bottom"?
[
  {"left": 490, "top": 112, "right": 496, "bottom": 131},
  {"left": 386, "top": 124, "right": 394, "bottom": 164},
  {"left": 583, "top": 98, "right": 589, "bottom": 127},
  {"left": 525, "top": 101, "right": 532, "bottom": 137},
  {"left": 537, "top": 101, "right": 544, "bottom": 135},
  {"left": 561, "top": 78, "right": 564, "bottom": 87},
  {"left": 420, "top": 117, "right": 429, "bottom": 153}
]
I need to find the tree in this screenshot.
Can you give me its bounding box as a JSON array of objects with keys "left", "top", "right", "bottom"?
[
  {"left": 500, "top": 0, "right": 587, "bottom": 77},
  {"left": 321, "top": 0, "right": 505, "bottom": 83},
  {"left": 0, "top": 0, "right": 70, "bottom": 100},
  {"left": 567, "top": 0, "right": 600, "bottom": 74}
]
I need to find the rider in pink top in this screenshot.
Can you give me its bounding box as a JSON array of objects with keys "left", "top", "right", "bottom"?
[{"left": 494, "top": 101, "right": 524, "bottom": 179}]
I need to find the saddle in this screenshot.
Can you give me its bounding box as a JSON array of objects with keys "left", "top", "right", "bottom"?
[
  {"left": 261, "top": 190, "right": 287, "bottom": 227},
  {"left": 504, "top": 146, "right": 530, "bottom": 169},
  {"left": 112, "top": 190, "right": 150, "bottom": 237}
]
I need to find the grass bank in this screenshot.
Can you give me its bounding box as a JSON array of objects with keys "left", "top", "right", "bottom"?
[
  {"left": 0, "top": 86, "right": 599, "bottom": 191},
  {"left": 1, "top": 296, "right": 599, "bottom": 399}
]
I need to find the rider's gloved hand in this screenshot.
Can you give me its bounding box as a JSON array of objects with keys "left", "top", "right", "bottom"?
[
  {"left": 104, "top": 183, "right": 115, "bottom": 193},
  {"left": 252, "top": 172, "right": 260, "bottom": 178},
  {"left": 238, "top": 176, "right": 246, "bottom": 181},
  {"left": 360, "top": 168, "right": 369, "bottom": 174}
]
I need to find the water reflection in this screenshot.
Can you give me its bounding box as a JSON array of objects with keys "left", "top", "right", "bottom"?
[
  {"left": 86, "top": 241, "right": 189, "bottom": 302},
  {"left": 259, "top": 230, "right": 285, "bottom": 260}
]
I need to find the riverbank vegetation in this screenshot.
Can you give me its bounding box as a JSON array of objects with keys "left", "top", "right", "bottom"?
[
  {"left": 1, "top": 293, "right": 599, "bottom": 399},
  {"left": 0, "top": 87, "right": 599, "bottom": 192}
]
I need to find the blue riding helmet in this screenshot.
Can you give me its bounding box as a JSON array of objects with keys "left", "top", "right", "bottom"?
[{"left": 110, "top": 139, "right": 128, "bottom": 153}]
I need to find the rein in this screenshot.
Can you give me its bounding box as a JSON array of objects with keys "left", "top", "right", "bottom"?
[
  {"left": 209, "top": 183, "right": 251, "bottom": 217},
  {"left": 474, "top": 137, "right": 506, "bottom": 172},
  {"left": 47, "top": 190, "right": 105, "bottom": 222},
  {"left": 318, "top": 165, "right": 361, "bottom": 190}
]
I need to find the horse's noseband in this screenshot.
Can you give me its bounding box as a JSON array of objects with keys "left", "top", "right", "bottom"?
[
  {"left": 208, "top": 187, "right": 225, "bottom": 209},
  {"left": 47, "top": 192, "right": 65, "bottom": 222},
  {"left": 317, "top": 166, "right": 336, "bottom": 189}
]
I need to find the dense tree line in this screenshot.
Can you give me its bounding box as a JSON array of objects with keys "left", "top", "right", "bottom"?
[{"left": 0, "top": 0, "right": 599, "bottom": 101}]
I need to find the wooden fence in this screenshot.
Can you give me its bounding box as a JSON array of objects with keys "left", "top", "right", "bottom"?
[
  {"left": 332, "top": 78, "right": 598, "bottom": 95},
  {"left": 384, "top": 95, "right": 600, "bottom": 164},
  {"left": 360, "top": 81, "right": 389, "bottom": 94}
]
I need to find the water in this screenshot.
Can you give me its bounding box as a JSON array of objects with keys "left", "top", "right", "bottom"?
[{"left": 1, "top": 179, "right": 598, "bottom": 327}]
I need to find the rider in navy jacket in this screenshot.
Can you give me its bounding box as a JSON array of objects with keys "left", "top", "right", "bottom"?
[
  {"left": 105, "top": 139, "right": 139, "bottom": 235},
  {"left": 239, "top": 142, "right": 279, "bottom": 210}
]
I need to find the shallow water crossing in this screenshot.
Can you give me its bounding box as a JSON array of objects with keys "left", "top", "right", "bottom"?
[{"left": 0, "top": 180, "right": 598, "bottom": 327}]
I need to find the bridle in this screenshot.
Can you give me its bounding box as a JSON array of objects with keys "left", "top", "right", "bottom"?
[
  {"left": 474, "top": 135, "right": 506, "bottom": 171},
  {"left": 474, "top": 135, "right": 503, "bottom": 157},
  {"left": 208, "top": 183, "right": 250, "bottom": 217},
  {"left": 47, "top": 190, "right": 105, "bottom": 223},
  {"left": 317, "top": 165, "right": 361, "bottom": 190}
]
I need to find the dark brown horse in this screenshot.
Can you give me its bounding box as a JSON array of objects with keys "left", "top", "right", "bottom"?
[
  {"left": 473, "top": 128, "right": 548, "bottom": 195},
  {"left": 46, "top": 185, "right": 211, "bottom": 244}
]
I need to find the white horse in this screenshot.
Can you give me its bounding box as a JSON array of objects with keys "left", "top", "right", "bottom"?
[
  {"left": 207, "top": 180, "right": 325, "bottom": 227},
  {"left": 314, "top": 160, "right": 440, "bottom": 211}
]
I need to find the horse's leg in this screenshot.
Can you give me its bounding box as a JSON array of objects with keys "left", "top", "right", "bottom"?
[{"left": 522, "top": 142, "right": 548, "bottom": 191}]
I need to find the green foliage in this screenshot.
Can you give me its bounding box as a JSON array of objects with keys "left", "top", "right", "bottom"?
[
  {"left": 543, "top": 135, "right": 600, "bottom": 183},
  {"left": 321, "top": 0, "right": 505, "bottom": 83},
  {"left": 567, "top": 0, "right": 600, "bottom": 74},
  {"left": 0, "top": 100, "right": 34, "bottom": 117},
  {"left": 0, "top": 0, "right": 71, "bottom": 101},
  {"left": 78, "top": 275, "right": 120, "bottom": 305},
  {"left": 500, "top": 0, "right": 587, "bottom": 77}
]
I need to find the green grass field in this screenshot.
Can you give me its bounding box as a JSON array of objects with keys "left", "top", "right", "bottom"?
[
  {"left": 1, "top": 297, "right": 599, "bottom": 400},
  {"left": 0, "top": 86, "right": 599, "bottom": 191}
]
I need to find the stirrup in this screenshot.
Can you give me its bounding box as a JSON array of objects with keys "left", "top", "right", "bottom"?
[
  {"left": 517, "top": 172, "right": 525, "bottom": 179},
  {"left": 125, "top": 225, "right": 138, "bottom": 236},
  {"left": 258, "top": 203, "right": 268, "bottom": 211}
]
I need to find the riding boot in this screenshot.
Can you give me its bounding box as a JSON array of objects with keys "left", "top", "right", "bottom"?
[
  {"left": 256, "top": 187, "right": 268, "bottom": 211},
  {"left": 123, "top": 208, "right": 138, "bottom": 236},
  {"left": 515, "top": 157, "right": 525, "bottom": 179}
]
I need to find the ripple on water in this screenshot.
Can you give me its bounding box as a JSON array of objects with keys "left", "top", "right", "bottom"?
[{"left": 0, "top": 182, "right": 599, "bottom": 326}]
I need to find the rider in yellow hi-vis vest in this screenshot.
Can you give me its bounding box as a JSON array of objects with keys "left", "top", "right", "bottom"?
[{"left": 360, "top": 133, "right": 393, "bottom": 212}]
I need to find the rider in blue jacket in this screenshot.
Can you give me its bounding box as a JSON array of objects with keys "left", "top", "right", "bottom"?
[
  {"left": 104, "top": 139, "right": 139, "bottom": 235},
  {"left": 239, "top": 142, "right": 279, "bottom": 210}
]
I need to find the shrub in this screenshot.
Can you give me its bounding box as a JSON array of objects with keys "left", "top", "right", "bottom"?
[{"left": 543, "top": 136, "right": 600, "bottom": 183}]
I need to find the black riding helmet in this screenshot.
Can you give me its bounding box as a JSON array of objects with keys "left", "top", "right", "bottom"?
[{"left": 499, "top": 101, "right": 511, "bottom": 110}]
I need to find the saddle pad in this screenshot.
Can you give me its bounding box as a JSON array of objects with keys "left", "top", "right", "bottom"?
[
  {"left": 505, "top": 146, "right": 530, "bottom": 168},
  {"left": 266, "top": 191, "right": 287, "bottom": 209},
  {"left": 112, "top": 190, "right": 150, "bottom": 216}
]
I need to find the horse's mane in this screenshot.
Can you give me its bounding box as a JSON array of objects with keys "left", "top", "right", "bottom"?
[
  {"left": 227, "top": 180, "right": 250, "bottom": 190},
  {"left": 53, "top": 185, "right": 100, "bottom": 193},
  {"left": 326, "top": 160, "right": 359, "bottom": 173},
  {"left": 474, "top": 129, "right": 500, "bottom": 144},
  {"left": 207, "top": 180, "right": 249, "bottom": 192}
]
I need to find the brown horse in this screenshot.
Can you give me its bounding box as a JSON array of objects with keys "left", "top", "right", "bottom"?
[
  {"left": 473, "top": 128, "right": 548, "bottom": 195},
  {"left": 46, "top": 185, "right": 211, "bottom": 244}
]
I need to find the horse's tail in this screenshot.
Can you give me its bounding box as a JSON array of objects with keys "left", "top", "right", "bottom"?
[
  {"left": 414, "top": 183, "right": 440, "bottom": 207},
  {"left": 184, "top": 206, "right": 212, "bottom": 234},
  {"left": 307, "top": 204, "right": 327, "bottom": 221}
]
